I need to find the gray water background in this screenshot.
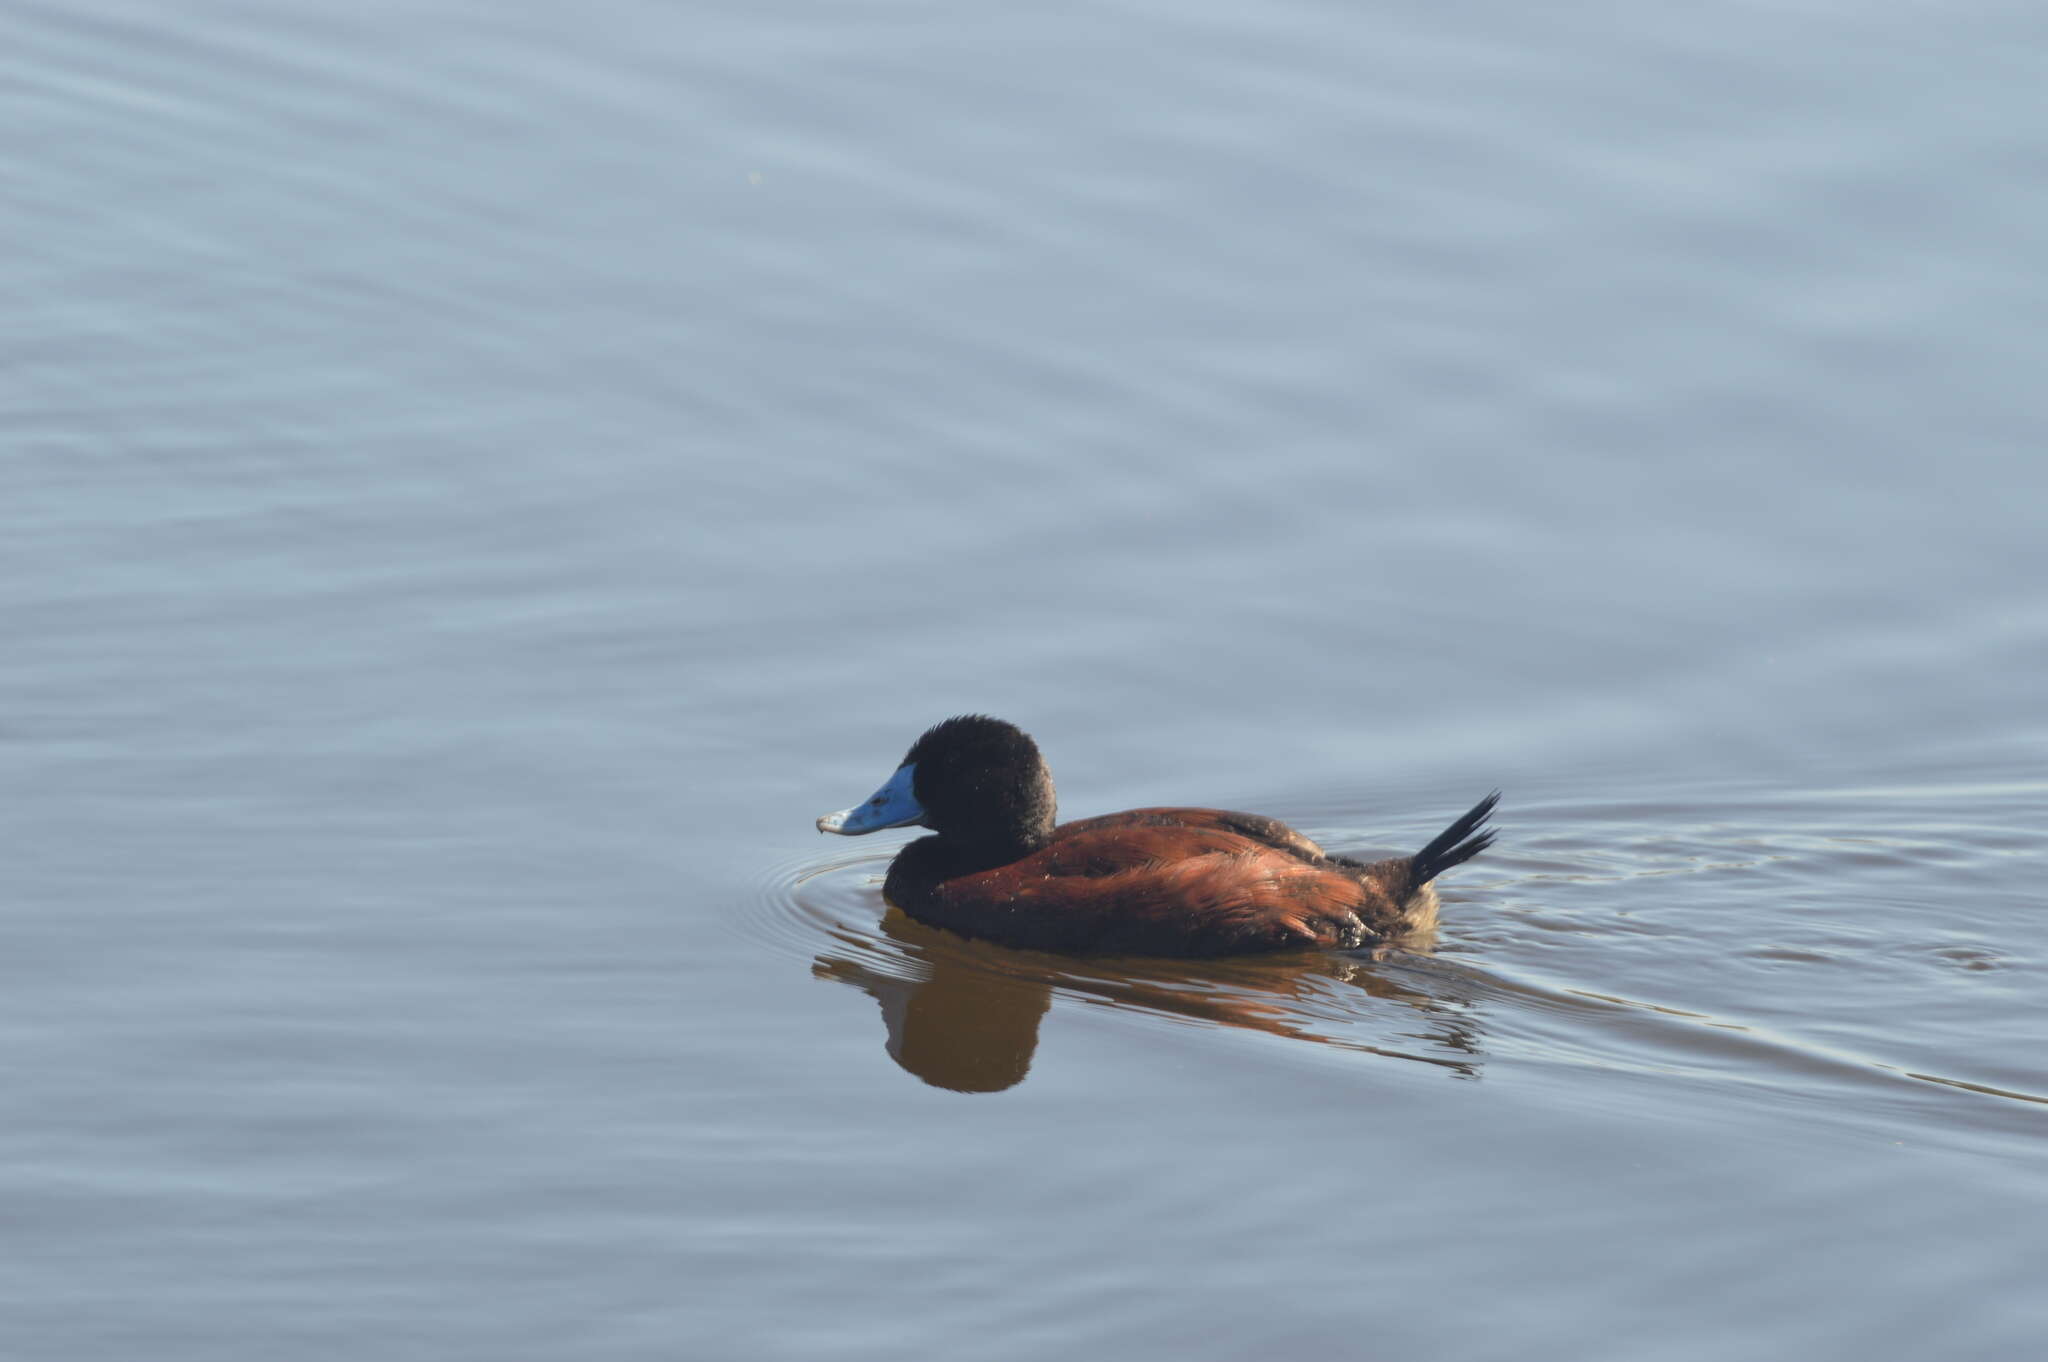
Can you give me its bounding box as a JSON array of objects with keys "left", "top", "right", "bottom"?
[{"left": 6, "top": 2, "right": 2047, "bottom": 1358}]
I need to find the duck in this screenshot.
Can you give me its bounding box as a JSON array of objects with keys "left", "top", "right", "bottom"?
[{"left": 816, "top": 715, "right": 1498, "bottom": 958}]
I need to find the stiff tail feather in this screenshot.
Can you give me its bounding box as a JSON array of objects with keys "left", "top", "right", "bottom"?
[{"left": 1408, "top": 791, "right": 1500, "bottom": 888}]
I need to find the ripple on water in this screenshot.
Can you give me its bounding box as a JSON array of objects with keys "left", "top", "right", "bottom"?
[
  {"left": 752, "top": 789, "right": 2044, "bottom": 1147},
  {"left": 744, "top": 844, "right": 903, "bottom": 970}
]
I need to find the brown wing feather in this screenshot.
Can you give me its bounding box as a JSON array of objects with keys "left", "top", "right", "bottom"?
[
  {"left": 1024, "top": 823, "right": 1265, "bottom": 877},
  {"left": 1057, "top": 807, "right": 1330, "bottom": 861},
  {"left": 907, "top": 824, "right": 1385, "bottom": 957}
]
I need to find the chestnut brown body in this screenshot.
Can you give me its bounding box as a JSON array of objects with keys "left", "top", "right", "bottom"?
[{"left": 886, "top": 807, "right": 1468, "bottom": 957}]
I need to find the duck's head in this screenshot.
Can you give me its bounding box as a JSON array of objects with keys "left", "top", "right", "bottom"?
[{"left": 817, "top": 715, "right": 1056, "bottom": 856}]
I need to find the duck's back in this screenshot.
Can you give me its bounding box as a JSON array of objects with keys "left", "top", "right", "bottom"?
[{"left": 1059, "top": 807, "right": 1333, "bottom": 861}]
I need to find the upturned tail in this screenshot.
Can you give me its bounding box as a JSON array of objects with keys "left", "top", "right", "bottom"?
[{"left": 1408, "top": 791, "right": 1500, "bottom": 888}]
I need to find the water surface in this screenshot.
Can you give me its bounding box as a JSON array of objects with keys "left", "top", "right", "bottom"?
[{"left": 6, "top": 2, "right": 2046, "bottom": 1358}]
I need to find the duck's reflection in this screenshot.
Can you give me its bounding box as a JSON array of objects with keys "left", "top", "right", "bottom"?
[{"left": 812, "top": 909, "right": 1484, "bottom": 1092}]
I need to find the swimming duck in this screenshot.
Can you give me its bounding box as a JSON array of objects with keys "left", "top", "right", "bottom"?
[{"left": 817, "top": 715, "right": 1498, "bottom": 958}]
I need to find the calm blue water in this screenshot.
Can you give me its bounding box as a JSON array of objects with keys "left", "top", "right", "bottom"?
[{"left": 6, "top": 2, "right": 2046, "bottom": 1358}]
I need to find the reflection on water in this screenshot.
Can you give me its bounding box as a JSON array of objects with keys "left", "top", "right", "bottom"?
[
  {"left": 812, "top": 915, "right": 1054, "bottom": 1093},
  {"left": 808, "top": 899, "right": 1483, "bottom": 1091}
]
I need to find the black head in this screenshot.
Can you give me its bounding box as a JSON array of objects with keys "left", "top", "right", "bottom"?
[
  {"left": 902, "top": 715, "right": 1056, "bottom": 848},
  {"left": 817, "top": 715, "right": 1056, "bottom": 857}
]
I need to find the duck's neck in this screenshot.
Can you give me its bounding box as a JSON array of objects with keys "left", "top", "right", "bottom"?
[
  {"left": 923, "top": 765, "right": 1055, "bottom": 870},
  {"left": 933, "top": 818, "right": 1052, "bottom": 873}
]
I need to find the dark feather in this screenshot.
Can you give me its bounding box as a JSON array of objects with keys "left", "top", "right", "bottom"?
[{"left": 1407, "top": 791, "right": 1501, "bottom": 888}]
